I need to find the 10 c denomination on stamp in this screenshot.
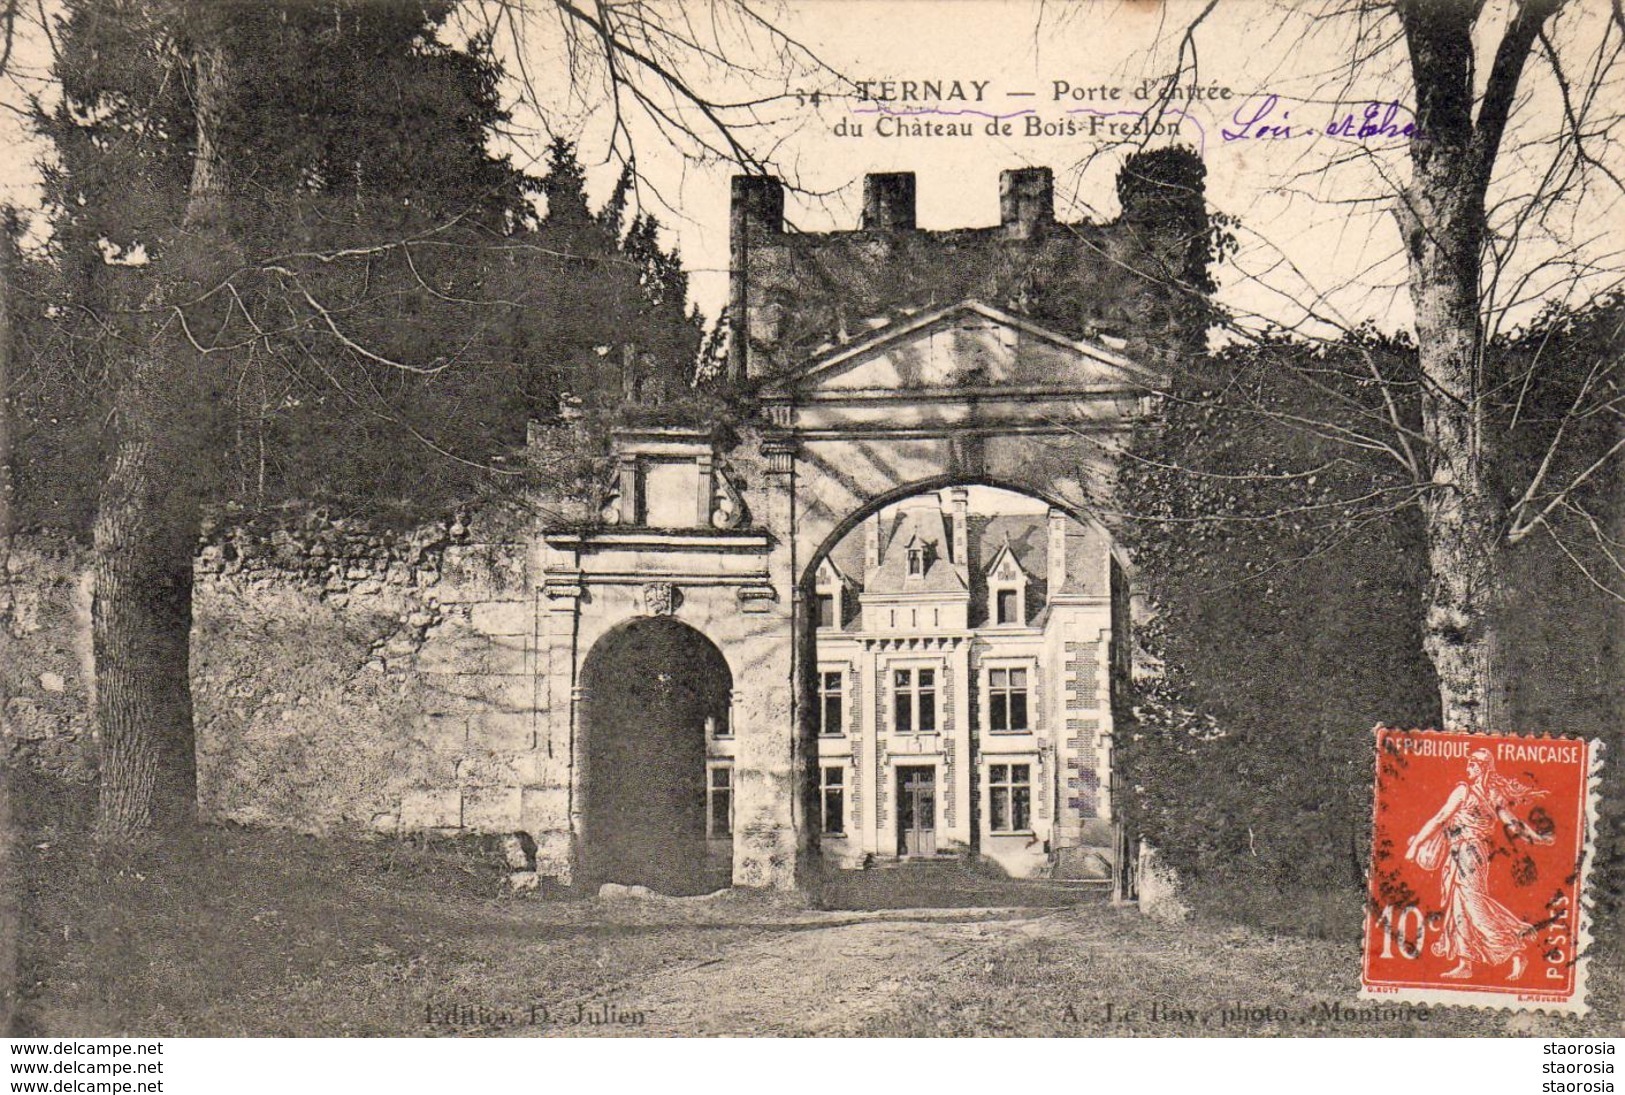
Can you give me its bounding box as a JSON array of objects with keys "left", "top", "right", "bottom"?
[{"left": 1362, "top": 727, "right": 1602, "bottom": 1016}]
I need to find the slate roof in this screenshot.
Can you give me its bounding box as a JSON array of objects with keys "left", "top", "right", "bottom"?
[
  {"left": 865, "top": 501, "right": 966, "bottom": 595},
  {"left": 819, "top": 493, "right": 1109, "bottom": 630},
  {"left": 977, "top": 515, "right": 1104, "bottom": 596}
]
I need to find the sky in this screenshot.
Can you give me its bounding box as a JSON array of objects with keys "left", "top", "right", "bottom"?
[
  {"left": 478, "top": 0, "right": 1622, "bottom": 343},
  {"left": 487, "top": 0, "right": 1418, "bottom": 334},
  {"left": 2, "top": 0, "right": 1619, "bottom": 343}
]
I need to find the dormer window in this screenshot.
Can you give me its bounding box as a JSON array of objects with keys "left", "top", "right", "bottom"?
[
  {"left": 996, "top": 588, "right": 1019, "bottom": 625},
  {"left": 986, "top": 543, "right": 1028, "bottom": 627},
  {"left": 815, "top": 558, "right": 846, "bottom": 630},
  {"left": 816, "top": 592, "right": 837, "bottom": 628},
  {"left": 904, "top": 536, "right": 935, "bottom": 579}
]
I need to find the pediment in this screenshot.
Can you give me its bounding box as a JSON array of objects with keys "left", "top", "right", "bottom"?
[
  {"left": 773, "top": 300, "right": 1156, "bottom": 397},
  {"left": 985, "top": 541, "right": 1028, "bottom": 581}
]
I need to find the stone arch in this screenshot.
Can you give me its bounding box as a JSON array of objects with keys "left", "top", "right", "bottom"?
[
  {"left": 578, "top": 616, "right": 734, "bottom": 894},
  {"left": 796, "top": 473, "right": 1125, "bottom": 595},
  {"left": 791, "top": 474, "right": 1133, "bottom": 876},
  {"left": 787, "top": 436, "right": 1124, "bottom": 581},
  {"left": 529, "top": 300, "right": 1152, "bottom": 891}
]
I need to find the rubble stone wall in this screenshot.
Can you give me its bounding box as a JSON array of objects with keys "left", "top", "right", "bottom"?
[{"left": 3, "top": 506, "right": 544, "bottom": 846}]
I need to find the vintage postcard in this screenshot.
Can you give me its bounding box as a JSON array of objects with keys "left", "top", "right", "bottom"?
[{"left": 0, "top": 0, "right": 1620, "bottom": 1051}]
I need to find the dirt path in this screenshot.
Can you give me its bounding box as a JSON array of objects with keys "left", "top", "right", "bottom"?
[
  {"left": 517, "top": 898, "right": 1613, "bottom": 1038},
  {"left": 529, "top": 907, "right": 1064, "bottom": 1037}
]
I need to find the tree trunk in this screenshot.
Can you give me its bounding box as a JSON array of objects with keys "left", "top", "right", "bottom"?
[
  {"left": 1409, "top": 206, "right": 1504, "bottom": 732},
  {"left": 92, "top": 28, "right": 232, "bottom": 842},
  {"left": 92, "top": 402, "right": 201, "bottom": 840},
  {"left": 0, "top": 212, "right": 19, "bottom": 1034},
  {"left": 1398, "top": 0, "right": 1510, "bottom": 733},
  {"left": 0, "top": 217, "right": 13, "bottom": 552}
]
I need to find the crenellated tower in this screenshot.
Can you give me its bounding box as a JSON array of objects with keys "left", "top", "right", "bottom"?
[{"left": 726, "top": 153, "right": 1212, "bottom": 388}]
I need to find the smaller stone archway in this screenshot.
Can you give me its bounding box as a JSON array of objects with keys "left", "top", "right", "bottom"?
[{"left": 578, "top": 617, "right": 733, "bottom": 894}]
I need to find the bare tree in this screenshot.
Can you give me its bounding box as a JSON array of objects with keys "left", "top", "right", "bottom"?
[
  {"left": 21, "top": 0, "right": 840, "bottom": 841},
  {"left": 1093, "top": 0, "right": 1625, "bottom": 732}
]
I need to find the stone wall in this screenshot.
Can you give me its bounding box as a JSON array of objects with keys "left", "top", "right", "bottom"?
[
  {"left": 191, "top": 507, "right": 540, "bottom": 840},
  {"left": 1, "top": 536, "right": 98, "bottom": 792},
  {"left": 2, "top": 506, "right": 547, "bottom": 850}
]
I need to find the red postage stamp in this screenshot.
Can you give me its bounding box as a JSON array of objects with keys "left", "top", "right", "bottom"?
[{"left": 1361, "top": 727, "right": 1602, "bottom": 1015}]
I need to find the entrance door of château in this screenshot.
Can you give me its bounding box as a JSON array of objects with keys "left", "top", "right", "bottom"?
[{"left": 896, "top": 767, "right": 937, "bottom": 857}]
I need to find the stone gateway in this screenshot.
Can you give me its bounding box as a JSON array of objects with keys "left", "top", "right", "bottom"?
[{"left": 178, "top": 163, "right": 1206, "bottom": 893}]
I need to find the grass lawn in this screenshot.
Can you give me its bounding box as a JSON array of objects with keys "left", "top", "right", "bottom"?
[{"left": 12, "top": 826, "right": 799, "bottom": 1036}]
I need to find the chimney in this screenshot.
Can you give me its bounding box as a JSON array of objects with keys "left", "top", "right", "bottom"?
[
  {"left": 948, "top": 487, "right": 969, "bottom": 569},
  {"left": 866, "top": 511, "right": 883, "bottom": 569},
  {"left": 1000, "top": 167, "right": 1054, "bottom": 239},
  {"left": 728, "top": 176, "right": 784, "bottom": 383},
  {"left": 862, "top": 172, "right": 916, "bottom": 232},
  {"left": 1048, "top": 508, "right": 1067, "bottom": 594}
]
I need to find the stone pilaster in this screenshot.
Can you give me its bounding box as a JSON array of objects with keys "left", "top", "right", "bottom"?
[
  {"left": 730, "top": 436, "right": 803, "bottom": 889},
  {"left": 535, "top": 566, "right": 583, "bottom": 883},
  {"left": 949, "top": 638, "right": 972, "bottom": 846},
  {"left": 858, "top": 643, "right": 879, "bottom": 857}
]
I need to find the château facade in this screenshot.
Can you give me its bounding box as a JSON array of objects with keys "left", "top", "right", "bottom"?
[{"left": 810, "top": 491, "right": 1120, "bottom": 878}]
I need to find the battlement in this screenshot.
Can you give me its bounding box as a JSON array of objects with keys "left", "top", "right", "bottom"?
[
  {"left": 726, "top": 154, "right": 1210, "bottom": 384},
  {"left": 731, "top": 167, "right": 1056, "bottom": 241}
]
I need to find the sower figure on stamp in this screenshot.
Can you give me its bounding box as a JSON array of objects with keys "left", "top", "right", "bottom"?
[{"left": 1405, "top": 748, "right": 1555, "bottom": 980}]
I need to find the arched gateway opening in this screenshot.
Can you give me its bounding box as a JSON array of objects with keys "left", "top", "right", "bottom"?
[
  {"left": 797, "top": 480, "right": 1127, "bottom": 881},
  {"left": 579, "top": 617, "right": 733, "bottom": 894}
]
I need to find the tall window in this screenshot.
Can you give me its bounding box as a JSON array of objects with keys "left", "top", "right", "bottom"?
[
  {"left": 892, "top": 667, "right": 937, "bottom": 733},
  {"left": 815, "top": 592, "right": 836, "bottom": 629},
  {"left": 988, "top": 763, "right": 1031, "bottom": 831},
  {"left": 995, "top": 588, "right": 1020, "bottom": 625},
  {"left": 820, "top": 766, "right": 846, "bottom": 835},
  {"left": 818, "top": 670, "right": 844, "bottom": 736},
  {"left": 815, "top": 560, "right": 844, "bottom": 629},
  {"left": 707, "top": 766, "right": 733, "bottom": 837},
  {"left": 907, "top": 546, "right": 924, "bottom": 577},
  {"left": 988, "top": 667, "right": 1030, "bottom": 732}
]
